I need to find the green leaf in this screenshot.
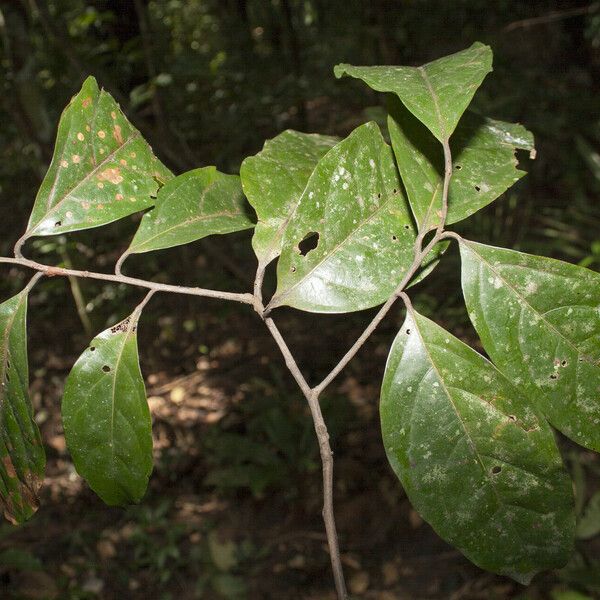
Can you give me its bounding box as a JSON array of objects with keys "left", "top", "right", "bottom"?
[
  {"left": 62, "top": 310, "right": 152, "bottom": 505},
  {"left": 122, "top": 167, "right": 253, "bottom": 258},
  {"left": 380, "top": 309, "right": 574, "bottom": 583},
  {"left": 335, "top": 42, "right": 492, "bottom": 142},
  {"left": 240, "top": 130, "right": 339, "bottom": 266},
  {"left": 459, "top": 240, "right": 600, "bottom": 452},
  {"left": 268, "top": 122, "right": 416, "bottom": 313},
  {"left": 0, "top": 291, "right": 45, "bottom": 525},
  {"left": 23, "top": 76, "right": 172, "bottom": 240},
  {"left": 388, "top": 98, "right": 535, "bottom": 231}
]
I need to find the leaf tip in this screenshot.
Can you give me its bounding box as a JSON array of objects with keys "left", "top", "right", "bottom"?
[{"left": 333, "top": 63, "right": 350, "bottom": 79}]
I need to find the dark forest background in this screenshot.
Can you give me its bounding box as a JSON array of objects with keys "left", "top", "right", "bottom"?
[{"left": 1, "top": 1, "right": 600, "bottom": 599}]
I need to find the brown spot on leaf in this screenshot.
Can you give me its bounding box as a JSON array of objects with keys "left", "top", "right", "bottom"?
[
  {"left": 97, "top": 168, "right": 123, "bottom": 185},
  {"left": 82, "top": 97, "right": 92, "bottom": 108},
  {"left": 3, "top": 455, "right": 17, "bottom": 478},
  {"left": 113, "top": 125, "right": 123, "bottom": 145}
]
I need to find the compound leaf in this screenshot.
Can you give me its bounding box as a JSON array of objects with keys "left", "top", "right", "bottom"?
[
  {"left": 62, "top": 311, "right": 152, "bottom": 505},
  {"left": 460, "top": 240, "right": 600, "bottom": 452},
  {"left": 268, "top": 122, "right": 416, "bottom": 314},
  {"left": 23, "top": 76, "right": 172, "bottom": 240},
  {"left": 335, "top": 42, "right": 492, "bottom": 142},
  {"left": 388, "top": 98, "right": 535, "bottom": 231},
  {"left": 380, "top": 309, "right": 574, "bottom": 582},
  {"left": 240, "top": 130, "right": 339, "bottom": 267},
  {"left": 0, "top": 292, "right": 45, "bottom": 524},
  {"left": 123, "top": 167, "right": 253, "bottom": 258}
]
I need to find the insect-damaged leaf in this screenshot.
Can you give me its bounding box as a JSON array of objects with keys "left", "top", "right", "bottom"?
[
  {"left": 268, "top": 122, "right": 416, "bottom": 314},
  {"left": 460, "top": 240, "right": 600, "bottom": 452},
  {"left": 240, "top": 130, "right": 339, "bottom": 267},
  {"left": 0, "top": 292, "right": 45, "bottom": 524},
  {"left": 62, "top": 311, "right": 152, "bottom": 505},
  {"left": 380, "top": 309, "right": 574, "bottom": 583},
  {"left": 335, "top": 42, "right": 492, "bottom": 142},
  {"left": 387, "top": 98, "right": 535, "bottom": 232},
  {"left": 23, "top": 76, "right": 172, "bottom": 240},
  {"left": 123, "top": 167, "right": 254, "bottom": 258}
]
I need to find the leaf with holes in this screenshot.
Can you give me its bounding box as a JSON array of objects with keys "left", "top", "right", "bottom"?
[
  {"left": 380, "top": 309, "right": 574, "bottom": 583},
  {"left": 268, "top": 122, "right": 416, "bottom": 313},
  {"left": 460, "top": 240, "right": 600, "bottom": 452},
  {"left": 387, "top": 98, "right": 535, "bottom": 231},
  {"left": 22, "top": 76, "right": 172, "bottom": 241},
  {"left": 335, "top": 42, "right": 492, "bottom": 142},
  {"left": 121, "top": 167, "right": 254, "bottom": 262},
  {"left": 0, "top": 291, "right": 45, "bottom": 524},
  {"left": 62, "top": 311, "right": 152, "bottom": 505},
  {"left": 240, "top": 130, "right": 339, "bottom": 267}
]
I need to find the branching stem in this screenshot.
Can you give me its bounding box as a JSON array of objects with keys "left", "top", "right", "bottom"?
[{"left": 2, "top": 133, "right": 455, "bottom": 600}]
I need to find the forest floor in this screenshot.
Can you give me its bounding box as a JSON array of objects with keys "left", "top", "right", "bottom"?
[{"left": 1, "top": 266, "right": 599, "bottom": 600}]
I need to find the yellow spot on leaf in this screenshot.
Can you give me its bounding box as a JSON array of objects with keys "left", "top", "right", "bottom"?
[
  {"left": 98, "top": 130, "right": 106, "bottom": 139},
  {"left": 77, "top": 132, "right": 85, "bottom": 141},
  {"left": 111, "top": 111, "right": 117, "bottom": 119},
  {"left": 97, "top": 182, "right": 104, "bottom": 189},
  {"left": 60, "top": 159, "right": 69, "bottom": 168},
  {"left": 130, "top": 152, "right": 137, "bottom": 158},
  {"left": 82, "top": 202, "right": 91, "bottom": 210},
  {"left": 72, "top": 155, "right": 80, "bottom": 164},
  {"left": 120, "top": 159, "right": 128, "bottom": 166}
]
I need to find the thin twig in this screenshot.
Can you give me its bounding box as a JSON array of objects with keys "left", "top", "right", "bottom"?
[
  {"left": 503, "top": 3, "right": 599, "bottom": 32},
  {"left": 0, "top": 256, "right": 254, "bottom": 305}
]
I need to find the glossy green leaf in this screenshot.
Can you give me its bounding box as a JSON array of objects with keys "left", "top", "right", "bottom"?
[
  {"left": 0, "top": 291, "right": 45, "bottom": 524},
  {"left": 123, "top": 167, "right": 253, "bottom": 258},
  {"left": 388, "top": 98, "right": 535, "bottom": 231},
  {"left": 268, "top": 122, "right": 416, "bottom": 313},
  {"left": 460, "top": 240, "right": 600, "bottom": 452},
  {"left": 380, "top": 309, "right": 574, "bottom": 583},
  {"left": 62, "top": 310, "right": 152, "bottom": 505},
  {"left": 240, "top": 130, "right": 339, "bottom": 266},
  {"left": 23, "top": 76, "right": 172, "bottom": 240},
  {"left": 335, "top": 42, "right": 492, "bottom": 142}
]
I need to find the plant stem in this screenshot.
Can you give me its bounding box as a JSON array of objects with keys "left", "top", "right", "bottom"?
[
  {"left": 0, "top": 256, "right": 254, "bottom": 305},
  {"left": 263, "top": 316, "right": 347, "bottom": 599}
]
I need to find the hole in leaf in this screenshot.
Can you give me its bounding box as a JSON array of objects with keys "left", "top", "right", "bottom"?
[
  {"left": 102, "top": 365, "right": 111, "bottom": 373},
  {"left": 391, "top": 235, "right": 398, "bottom": 242},
  {"left": 90, "top": 347, "right": 96, "bottom": 352},
  {"left": 5, "top": 373, "right": 10, "bottom": 383},
  {"left": 491, "top": 466, "right": 502, "bottom": 475},
  {"left": 54, "top": 221, "right": 62, "bottom": 227},
  {"left": 404, "top": 224, "right": 410, "bottom": 230},
  {"left": 455, "top": 164, "right": 462, "bottom": 170},
  {"left": 406, "top": 328, "right": 411, "bottom": 335},
  {"left": 561, "top": 360, "right": 567, "bottom": 367},
  {"left": 298, "top": 232, "right": 319, "bottom": 257},
  {"left": 393, "top": 188, "right": 397, "bottom": 194},
  {"left": 377, "top": 193, "right": 381, "bottom": 199},
  {"left": 508, "top": 415, "right": 517, "bottom": 422},
  {"left": 550, "top": 373, "right": 558, "bottom": 380},
  {"left": 290, "top": 266, "right": 296, "bottom": 273},
  {"left": 474, "top": 185, "right": 481, "bottom": 192}
]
